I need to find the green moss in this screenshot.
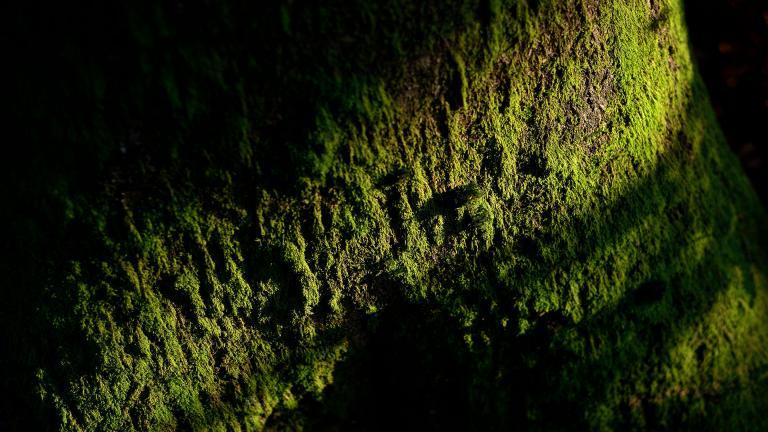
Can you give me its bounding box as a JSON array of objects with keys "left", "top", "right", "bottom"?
[{"left": 2, "top": 0, "right": 767, "bottom": 430}]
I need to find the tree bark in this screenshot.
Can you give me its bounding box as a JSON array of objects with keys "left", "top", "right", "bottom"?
[{"left": 2, "top": 0, "right": 767, "bottom": 430}]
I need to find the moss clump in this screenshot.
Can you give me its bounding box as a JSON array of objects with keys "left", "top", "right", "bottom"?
[{"left": 2, "top": 0, "right": 767, "bottom": 430}]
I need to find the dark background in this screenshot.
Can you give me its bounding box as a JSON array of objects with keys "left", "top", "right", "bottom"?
[{"left": 686, "top": 0, "right": 768, "bottom": 203}]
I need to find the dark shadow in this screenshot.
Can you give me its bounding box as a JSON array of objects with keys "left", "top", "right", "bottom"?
[
  {"left": 273, "top": 301, "right": 479, "bottom": 431},
  {"left": 684, "top": 0, "right": 768, "bottom": 203}
]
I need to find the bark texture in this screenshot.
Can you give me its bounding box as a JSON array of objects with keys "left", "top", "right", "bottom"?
[{"left": 2, "top": 0, "right": 768, "bottom": 430}]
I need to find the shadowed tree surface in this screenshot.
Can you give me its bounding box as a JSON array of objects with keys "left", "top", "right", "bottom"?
[{"left": 1, "top": 0, "right": 767, "bottom": 430}]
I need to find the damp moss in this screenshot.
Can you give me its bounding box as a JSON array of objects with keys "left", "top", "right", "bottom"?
[{"left": 2, "top": 0, "right": 768, "bottom": 430}]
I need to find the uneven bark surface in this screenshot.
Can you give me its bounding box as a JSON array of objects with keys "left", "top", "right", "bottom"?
[{"left": 2, "top": 0, "right": 767, "bottom": 430}]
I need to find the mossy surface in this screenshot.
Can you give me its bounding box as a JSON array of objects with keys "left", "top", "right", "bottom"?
[{"left": 2, "top": 0, "right": 767, "bottom": 430}]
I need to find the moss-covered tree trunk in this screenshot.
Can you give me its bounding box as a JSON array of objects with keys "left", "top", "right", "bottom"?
[{"left": 3, "top": 0, "right": 767, "bottom": 430}]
